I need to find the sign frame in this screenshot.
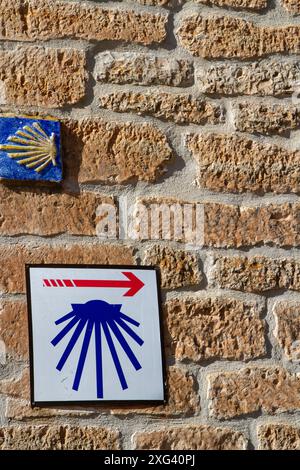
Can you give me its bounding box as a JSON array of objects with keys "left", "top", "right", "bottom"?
[{"left": 25, "top": 264, "right": 167, "bottom": 407}]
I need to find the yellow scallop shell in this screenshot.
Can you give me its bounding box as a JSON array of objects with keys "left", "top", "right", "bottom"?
[{"left": 0, "top": 122, "right": 57, "bottom": 173}]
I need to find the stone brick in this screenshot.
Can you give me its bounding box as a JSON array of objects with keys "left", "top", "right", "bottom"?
[
  {"left": 177, "top": 15, "right": 300, "bottom": 58},
  {"left": 281, "top": 0, "right": 300, "bottom": 14},
  {"left": 209, "top": 367, "right": 300, "bottom": 419},
  {"left": 204, "top": 202, "right": 300, "bottom": 248},
  {"left": 258, "top": 424, "right": 300, "bottom": 450},
  {"left": 63, "top": 119, "right": 172, "bottom": 184},
  {"left": 0, "top": 186, "right": 114, "bottom": 236},
  {"left": 0, "top": 425, "right": 120, "bottom": 450},
  {"left": 0, "top": 243, "right": 134, "bottom": 294},
  {"left": 134, "top": 425, "right": 247, "bottom": 450},
  {"left": 95, "top": 52, "right": 193, "bottom": 87},
  {"left": 273, "top": 301, "right": 300, "bottom": 359},
  {"left": 136, "top": 198, "right": 300, "bottom": 247},
  {"left": 0, "top": 301, "right": 28, "bottom": 360},
  {"left": 165, "top": 297, "right": 265, "bottom": 361},
  {"left": 0, "top": 0, "right": 167, "bottom": 44},
  {"left": 196, "top": 60, "right": 300, "bottom": 96},
  {"left": 63, "top": 426, "right": 120, "bottom": 450},
  {"left": 0, "top": 47, "right": 87, "bottom": 107},
  {"left": 5, "top": 398, "right": 94, "bottom": 420},
  {"left": 143, "top": 245, "right": 202, "bottom": 288},
  {"left": 111, "top": 366, "right": 200, "bottom": 417},
  {"left": 0, "top": 425, "right": 63, "bottom": 450},
  {"left": 196, "top": 0, "right": 266, "bottom": 7},
  {"left": 187, "top": 133, "right": 300, "bottom": 193},
  {"left": 99, "top": 92, "right": 224, "bottom": 125},
  {"left": 210, "top": 255, "right": 300, "bottom": 293},
  {"left": 0, "top": 369, "right": 30, "bottom": 400},
  {"left": 234, "top": 103, "right": 300, "bottom": 135},
  {"left": 132, "top": 0, "right": 169, "bottom": 4}
]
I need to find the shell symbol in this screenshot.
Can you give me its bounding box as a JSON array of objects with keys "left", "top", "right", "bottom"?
[
  {"left": 51, "top": 300, "right": 144, "bottom": 399},
  {"left": 0, "top": 122, "right": 57, "bottom": 173}
]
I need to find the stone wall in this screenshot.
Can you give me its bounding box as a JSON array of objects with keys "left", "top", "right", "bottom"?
[{"left": 0, "top": 0, "right": 300, "bottom": 450}]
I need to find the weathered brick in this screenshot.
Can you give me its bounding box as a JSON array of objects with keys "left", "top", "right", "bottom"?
[
  {"left": 111, "top": 366, "right": 200, "bottom": 417},
  {"left": 0, "top": 426, "right": 63, "bottom": 450},
  {"left": 63, "top": 119, "right": 172, "bottom": 184},
  {"left": 131, "top": 0, "right": 169, "bottom": 4},
  {"left": 196, "top": 0, "right": 266, "bottom": 7},
  {"left": 0, "top": 243, "right": 134, "bottom": 294},
  {"left": 63, "top": 426, "right": 120, "bottom": 450},
  {"left": 136, "top": 198, "right": 300, "bottom": 247},
  {"left": 0, "top": 369, "right": 30, "bottom": 400},
  {"left": 209, "top": 367, "right": 300, "bottom": 419},
  {"left": 177, "top": 15, "right": 300, "bottom": 58},
  {"left": 281, "top": 0, "right": 300, "bottom": 14},
  {"left": 258, "top": 424, "right": 300, "bottom": 450},
  {"left": 205, "top": 202, "right": 300, "bottom": 248},
  {"left": 0, "top": 425, "right": 120, "bottom": 450},
  {"left": 0, "top": 47, "right": 87, "bottom": 107},
  {"left": 197, "top": 60, "right": 300, "bottom": 96},
  {"left": 95, "top": 52, "right": 193, "bottom": 87},
  {"left": 210, "top": 255, "right": 300, "bottom": 293},
  {"left": 99, "top": 92, "right": 224, "bottom": 125},
  {"left": 187, "top": 133, "right": 300, "bottom": 193},
  {"left": 5, "top": 398, "right": 94, "bottom": 420},
  {"left": 0, "top": 301, "right": 28, "bottom": 360},
  {"left": 143, "top": 245, "right": 202, "bottom": 288},
  {"left": 165, "top": 297, "right": 265, "bottom": 361},
  {"left": 273, "top": 301, "right": 300, "bottom": 359},
  {"left": 234, "top": 103, "right": 300, "bottom": 135},
  {"left": 134, "top": 425, "right": 247, "bottom": 450},
  {"left": 0, "top": 0, "right": 167, "bottom": 44},
  {"left": 0, "top": 186, "right": 114, "bottom": 236}
]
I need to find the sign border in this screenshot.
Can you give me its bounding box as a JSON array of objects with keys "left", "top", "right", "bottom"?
[{"left": 25, "top": 263, "right": 167, "bottom": 408}]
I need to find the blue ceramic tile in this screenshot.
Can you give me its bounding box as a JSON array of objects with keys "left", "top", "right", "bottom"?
[{"left": 0, "top": 116, "right": 62, "bottom": 182}]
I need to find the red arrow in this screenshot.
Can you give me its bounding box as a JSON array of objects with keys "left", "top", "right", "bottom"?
[{"left": 43, "top": 272, "right": 145, "bottom": 297}]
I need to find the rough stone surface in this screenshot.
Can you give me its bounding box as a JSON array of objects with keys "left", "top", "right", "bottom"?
[
  {"left": 209, "top": 367, "right": 300, "bottom": 419},
  {"left": 204, "top": 202, "right": 300, "bottom": 248},
  {"left": 210, "top": 255, "right": 300, "bottom": 293},
  {"left": 0, "top": 369, "right": 30, "bottom": 400},
  {"left": 143, "top": 245, "right": 202, "bottom": 288},
  {"left": 0, "top": 186, "right": 114, "bottom": 236},
  {"left": 165, "top": 297, "right": 265, "bottom": 361},
  {"left": 0, "top": 47, "right": 87, "bottom": 107},
  {"left": 281, "top": 0, "right": 300, "bottom": 14},
  {"left": 196, "top": 0, "right": 266, "bottom": 6},
  {"left": 95, "top": 52, "right": 194, "bottom": 87},
  {"left": 196, "top": 60, "right": 300, "bottom": 96},
  {"left": 134, "top": 425, "right": 247, "bottom": 450},
  {"left": 63, "top": 119, "right": 172, "bottom": 184},
  {"left": 234, "top": 103, "right": 300, "bottom": 135},
  {"left": 0, "top": 243, "right": 134, "bottom": 294},
  {"left": 136, "top": 198, "right": 300, "bottom": 247},
  {"left": 177, "top": 15, "right": 300, "bottom": 58},
  {"left": 0, "top": 301, "right": 28, "bottom": 360},
  {"left": 273, "top": 301, "right": 300, "bottom": 359},
  {"left": 5, "top": 399, "right": 94, "bottom": 420},
  {"left": 187, "top": 133, "right": 300, "bottom": 193},
  {"left": 99, "top": 92, "right": 224, "bottom": 125},
  {"left": 0, "top": 426, "right": 120, "bottom": 450},
  {"left": 111, "top": 366, "right": 200, "bottom": 417},
  {"left": 63, "top": 426, "right": 121, "bottom": 450},
  {"left": 258, "top": 424, "right": 300, "bottom": 450},
  {"left": 0, "top": 0, "right": 167, "bottom": 44}
]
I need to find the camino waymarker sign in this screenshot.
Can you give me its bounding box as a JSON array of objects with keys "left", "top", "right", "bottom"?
[{"left": 26, "top": 265, "right": 165, "bottom": 405}]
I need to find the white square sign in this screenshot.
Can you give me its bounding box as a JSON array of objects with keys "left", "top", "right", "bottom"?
[{"left": 26, "top": 265, "right": 165, "bottom": 405}]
